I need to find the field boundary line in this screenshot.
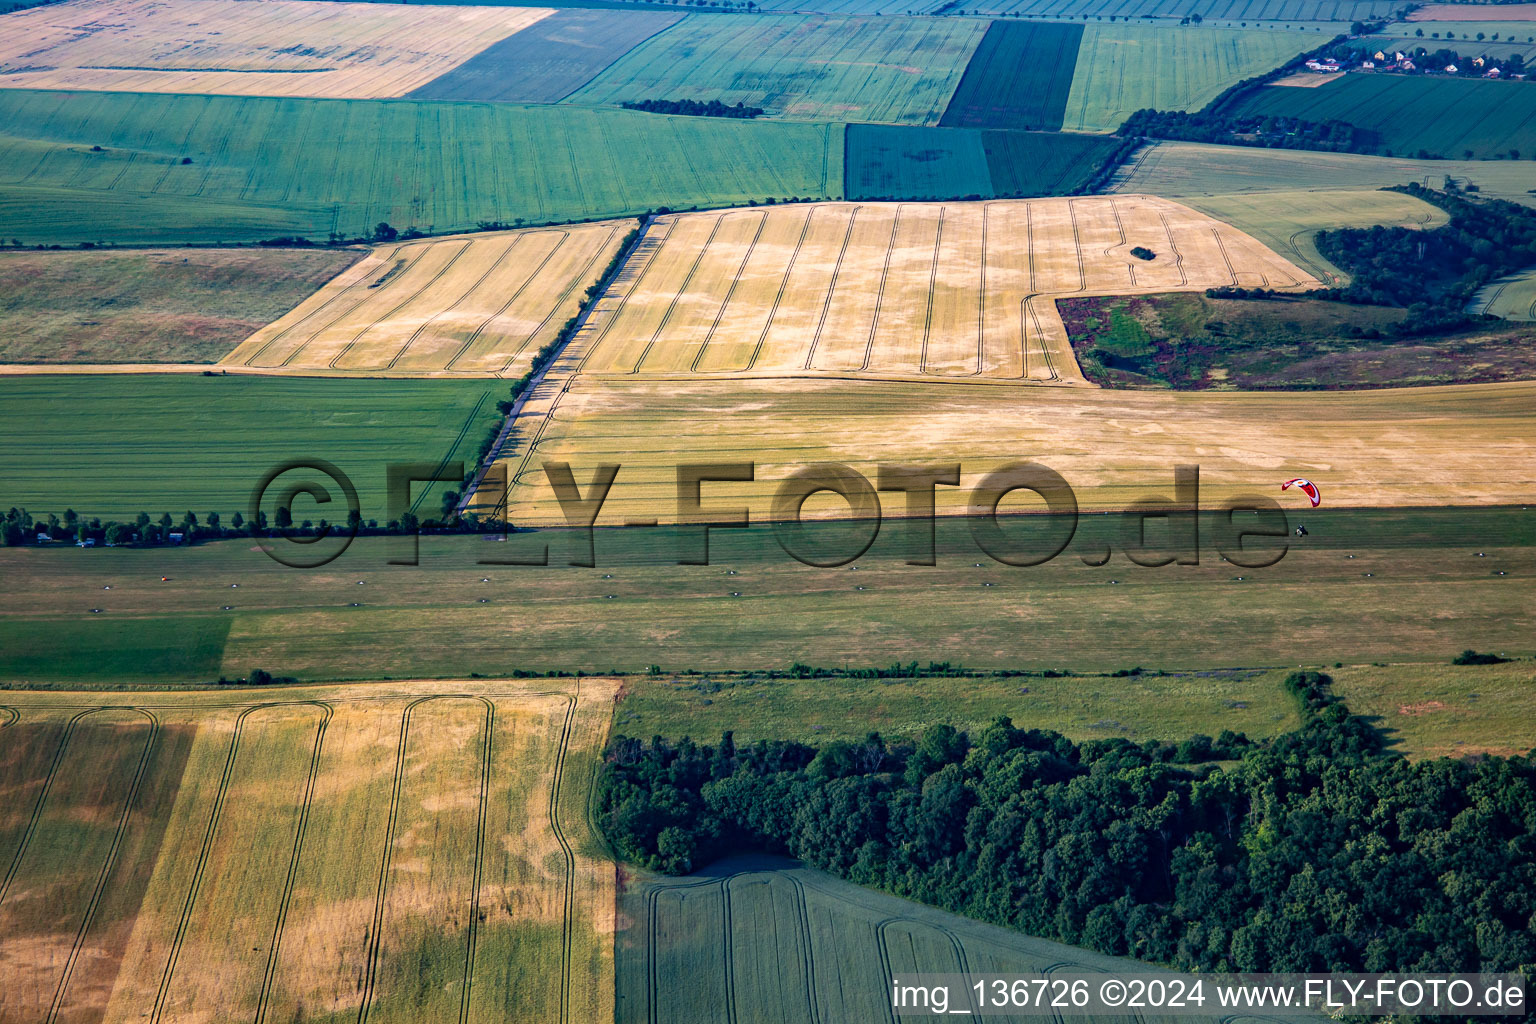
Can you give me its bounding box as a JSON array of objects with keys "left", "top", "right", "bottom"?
[
  {"left": 234, "top": 243, "right": 407, "bottom": 367},
  {"left": 784, "top": 874, "right": 824, "bottom": 1024},
  {"left": 46, "top": 708, "right": 160, "bottom": 1024},
  {"left": 691, "top": 210, "right": 768, "bottom": 373},
  {"left": 489, "top": 222, "right": 630, "bottom": 377},
  {"left": 745, "top": 206, "right": 816, "bottom": 373},
  {"left": 150, "top": 701, "right": 330, "bottom": 1024},
  {"left": 1153, "top": 207, "right": 1190, "bottom": 287},
  {"left": 460, "top": 697, "right": 495, "bottom": 1024},
  {"left": 252, "top": 703, "right": 333, "bottom": 1024},
  {"left": 804, "top": 205, "right": 861, "bottom": 372},
  {"left": 459, "top": 218, "right": 654, "bottom": 518}
]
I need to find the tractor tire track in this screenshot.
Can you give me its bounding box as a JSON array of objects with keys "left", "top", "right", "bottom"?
[
  {"left": 440, "top": 229, "right": 569, "bottom": 373},
  {"left": 356, "top": 695, "right": 494, "bottom": 1024},
  {"left": 744, "top": 206, "right": 816, "bottom": 373},
  {"left": 805, "top": 205, "right": 861, "bottom": 371},
  {"left": 0, "top": 708, "right": 96, "bottom": 910},
  {"left": 384, "top": 233, "right": 529, "bottom": 372},
  {"left": 150, "top": 701, "right": 330, "bottom": 1024},
  {"left": 691, "top": 211, "right": 768, "bottom": 373},
  {"left": 631, "top": 214, "right": 726, "bottom": 375},
  {"left": 917, "top": 207, "right": 945, "bottom": 376},
  {"left": 252, "top": 703, "right": 333, "bottom": 1024},
  {"left": 46, "top": 708, "right": 160, "bottom": 1024},
  {"left": 327, "top": 238, "right": 474, "bottom": 369}
]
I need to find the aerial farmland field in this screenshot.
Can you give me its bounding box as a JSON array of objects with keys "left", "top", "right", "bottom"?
[
  {"left": 0, "top": 246, "right": 361, "bottom": 363},
  {"left": 1061, "top": 25, "right": 1317, "bottom": 132},
  {"left": 0, "top": 375, "right": 499, "bottom": 520},
  {"left": 1227, "top": 73, "right": 1536, "bottom": 159},
  {"left": 0, "top": 678, "right": 617, "bottom": 1024},
  {"left": 1110, "top": 140, "right": 1536, "bottom": 206},
  {"left": 222, "top": 221, "right": 633, "bottom": 375},
  {"left": 0, "top": 90, "right": 842, "bottom": 243},
  {"left": 565, "top": 13, "right": 987, "bottom": 124},
  {"left": 1178, "top": 188, "right": 1447, "bottom": 283},
  {"left": 937, "top": 21, "right": 1083, "bottom": 131},
  {"left": 0, "top": 0, "right": 555, "bottom": 99},
  {"left": 407, "top": 8, "right": 686, "bottom": 104},
  {"left": 843, "top": 124, "right": 1117, "bottom": 199},
  {"left": 556, "top": 197, "right": 1315, "bottom": 384},
  {"left": 1469, "top": 265, "right": 1536, "bottom": 321}
]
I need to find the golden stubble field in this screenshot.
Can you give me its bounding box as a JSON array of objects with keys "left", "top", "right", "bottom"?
[
  {"left": 572, "top": 196, "right": 1317, "bottom": 384},
  {"left": 0, "top": 0, "right": 553, "bottom": 99},
  {"left": 0, "top": 678, "right": 617, "bottom": 1024},
  {"left": 222, "top": 221, "right": 633, "bottom": 376},
  {"left": 479, "top": 375, "right": 1536, "bottom": 526}
]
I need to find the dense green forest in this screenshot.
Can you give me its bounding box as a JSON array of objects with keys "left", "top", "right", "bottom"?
[
  {"left": 1316, "top": 184, "right": 1536, "bottom": 333},
  {"left": 598, "top": 671, "right": 1536, "bottom": 973}
]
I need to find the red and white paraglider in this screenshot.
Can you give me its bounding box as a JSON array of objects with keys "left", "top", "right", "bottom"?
[{"left": 1281, "top": 478, "right": 1321, "bottom": 507}]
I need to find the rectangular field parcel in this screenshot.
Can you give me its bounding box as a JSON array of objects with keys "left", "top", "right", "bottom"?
[
  {"left": 566, "top": 14, "right": 987, "bottom": 124},
  {"left": 558, "top": 197, "right": 1316, "bottom": 383},
  {"left": 0, "top": 247, "right": 361, "bottom": 364},
  {"left": 1111, "top": 141, "right": 1536, "bottom": 207},
  {"left": 222, "top": 221, "right": 633, "bottom": 375},
  {"left": 844, "top": 125, "right": 1116, "bottom": 200},
  {"left": 408, "top": 8, "right": 684, "bottom": 103},
  {"left": 0, "top": 679, "right": 616, "bottom": 1024},
  {"left": 1062, "top": 25, "right": 1316, "bottom": 132},
  {"left": 0, "top": 0, "right": 553, "bottom": 99},
  {"left": 0, "top": 90, "right": 842, "bottom": 243},
  {"left": 0, "top": 375, "right": 497, "bottom": 520},
  {"left": 1228, "top": 74, "right": 1536, "bottom": 159},
  {"left": 938, "top": 21, "right": 1083, "bottom": 131}
]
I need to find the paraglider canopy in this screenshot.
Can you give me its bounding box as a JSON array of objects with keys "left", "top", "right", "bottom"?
[{"left": 1281, "top": 478, "right": 1321, "bottom": 507}]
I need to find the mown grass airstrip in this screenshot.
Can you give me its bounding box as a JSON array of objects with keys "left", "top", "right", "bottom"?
[
  {"left": 0, "top": 678, "right": 616, "bottom": 1024},
  {"left": 0, "top": 506, "right": 1530, "bottom": 682}
]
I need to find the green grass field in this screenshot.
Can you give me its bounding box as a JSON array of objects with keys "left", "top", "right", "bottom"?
[
  {"left": 1181, "top": 188, "right": 1448, "bottom": 284},
  {"left": 0, "top": 90, "right": 842, "bottom": 244},
  {"left": 1112, "top": 140, "right": 1536, "bottom": 206},
  {"left": 0, "top": 374, "right": 498, "bottom": 521},
  {"left": 565, "top": 13, "right": 987, "bottom": 124},
  {"left": 1063, "top": 25, "right": 1314, "bottom": 132},
  {"left": 0, "top": 506, "right": 1529, "bottom": 684},
  {"left": 1470, "top": 264, "right": 1536, "bottom": 320},
  {"left": 1228, "top": 73, "right": 1536, "bottom": 159},
  {"left": 1332, "top": 660, "right": 1536, "bottom": 758},
  {"left": 616, "top": 669, "right": 1300, "bottom": 745}
]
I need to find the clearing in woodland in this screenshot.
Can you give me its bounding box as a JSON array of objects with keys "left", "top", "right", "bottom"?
[
  {"left": 0, "top": 0, "right": 553, "bottom": 99},
  {"left": 222, "top": 221, "right": 633, "bottom": 376},
  {"left": 563, "top": 197, "right": 1316, "bottom": 383},
  {"left": 0, "top": 678, "right": 617, "bottom": 1024}
]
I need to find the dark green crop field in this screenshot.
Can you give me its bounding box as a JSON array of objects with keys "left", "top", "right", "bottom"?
[
  {"left": 0, "top": 90, "right": 842, "bottom": 244},
  {"left": 844, "top": 124, "right": 1113, "bottom": 200},
  {"left": 938, "top": 21, "right": 1083, "bottom": 131},
  {"left": 1229, "top": 74, "right": 1536, "bottom": 159},
  {"left": 0, "top": 374, "right": 497, "bottom": 521}
]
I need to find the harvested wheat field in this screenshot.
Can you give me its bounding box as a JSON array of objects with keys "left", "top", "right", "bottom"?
[
  {"left": 0, "top": 677, "right": 616, "bottom": 1024},
  {"left": 222, "top": 221, "right": 634, "bottom": 376},
  {"left": 475, "top": 376, "right": 1536, "bottom": 526},
  {"left": 572, "top": 197, "right": 1317, "bottom": 384},
  {"left": 0, "top": 0, "right": 552, "bottom": 99}
]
